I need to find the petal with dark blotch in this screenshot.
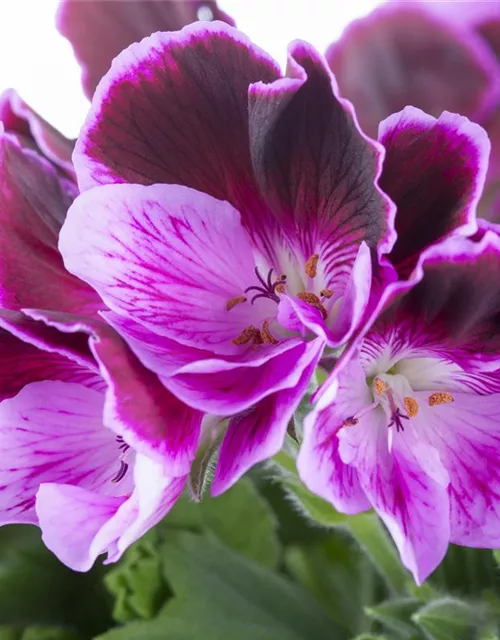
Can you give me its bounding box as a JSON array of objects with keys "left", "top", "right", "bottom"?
[
  {"left": 249, "top": 41, "right": 395, "bottom": 263},
  {"left": 74, "top": 20, "right": 280, "bottom": 235},
  {"left": 327, "top": 3, "right": 500, "bottom": 138},
  {"left": 0, "top": 89, "right": 75, "bottom": 178},
  {"left": 211, "top": 338, "right": 324, "bottom": 495},
  {"left": 379, "top": 107, "right": 488, "bottom": 277},
  {"left": 0, "top": 133, "right": 100, "bottom": 315},
  {"left": 0, "top": 381, "right": 119, "bottom": 526},
  {"left": 57, "top": 0, "right": 235, "bottom": 99}
]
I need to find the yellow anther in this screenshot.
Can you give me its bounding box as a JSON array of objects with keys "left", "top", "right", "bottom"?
[
  {"left": 428, "top": 392, "right": 454, "bottom": 406},
  {"left": 297, "top": 291, "right": 328, "bottom": 319},
  {"left": 320, "top": 288, "right": 333, "bottom": 299},
  {"left": 261, "top": 320, "right": 279, "bottom": 345},
  {"left": 374, "top": 378, "right": 388, "bottom": 396},
  {"left": 403, "top": 397, "right": 419, "bottom": 418},
  {"left": 342, "top": 416, "right": 359, "bottom": 428},
  {"left": 304, "top": 254, "right": 319, "bottom": 278},
  {"left": 233, "top": 325, "right": 262, "bottom": 346},
  {"left": 275, "top": 283, "right": 286, "bottom": 294},
  {"left": 226, "top": 296, "right": 247, "bottom": 311}
]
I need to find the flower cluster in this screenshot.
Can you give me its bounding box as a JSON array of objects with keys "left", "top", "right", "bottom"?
[{"left": 0, "top": 0, "right": 500, "bottom": 585}]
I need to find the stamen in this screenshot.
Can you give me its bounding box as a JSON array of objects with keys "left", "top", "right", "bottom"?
[
  {"left": 297, "top": 291, "right": 328, "bottom": 319},
  {"left": 275, "top": 283, "right": 286, "bottom": 294},
  {"left": 112, "top": 461, "right": 129, "bottom": 483},
  {"left": 320, "top": 288, "right": 333, "bottom": 299},
  {"left": 342, "top": 416, "right": 359, "bottom": 428},
  {"left": 226, "top": 296, "right": 247, "bottom": 311},
  {"left": 374, "top": 378, "right": 389, "bottom": 396},
  {"left": 403, "top": 397, "right": 419, "bottom": 418},
  {"left": 428, "top": 392, "right": 454, "bottom": 406},
  {"left": 260, "top": 320, "right": 279, "bottom": 344},
  {"left": 304, "top": 254, "right": 319, "bottom": 278},
  {"left": 233, "top": 325, "right": 263, "bottom": 345}
]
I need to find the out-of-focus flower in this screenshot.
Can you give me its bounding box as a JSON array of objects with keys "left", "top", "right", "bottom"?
[
  {"left": 0, "top": 123, "right": 203, "bottom": 569},
  {"left": 57, "top": 0, "right": 234, "bottom": 99},
  {"left": 298, "top": 114, "right": 500, "bottom": 582},
  {"left": 60, "top": 22, "right": 486, "bottom": 498},
  {"left": 327, "top": 1, "right": 500, "bottom": 222}
]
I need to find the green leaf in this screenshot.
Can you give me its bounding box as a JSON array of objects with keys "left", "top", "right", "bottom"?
[
  {"left": 351, "top": 635, "right": 390, "bottom": 640},
  {"left": 365, "top": 598, "right": 422, "bottom": 638},
  {"left": 413, "top": 598, "right": 478, "bottom": 640},
  {"left": 97, "top": 532, "right": 346, "bottom": 639},
  {"left": 0, "top": 525, "right": 112, "bottom": 636},
  {"left": 0, "top": 626, "right": 82, "bottom": 640},
  {"left": 285, "top": 535, "right": 380, "bottom": 636},
  {"left": 432, "top": 546, "right": 498, "bottom": 596}
]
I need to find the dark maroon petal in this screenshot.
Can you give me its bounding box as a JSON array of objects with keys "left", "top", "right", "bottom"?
[
  {"left": 478, "top": 18, "right": 500, "bottom": 59},
  {"left": 0, "top": 133, "right": 101, "bottom": 315},
  {"left": 57, "top": 0, "right": 235, "bottom": 99},
  {"left": 27, "top": 309, "right": 203, "bottom": 475},
  {"left": 74, "top": 21, "right": 280, "bottom": 232},
  {"left": 248, "top": 41, "right": 395, "bottom": 260},
  {"left": 327, "top": 3, "right": 500, "bottom": 138},
  {"left": 0, "top": 324, "right": 99, "bottom": 402},
  {"left": 394, "top": 232, "right": 500, "bottom": 356},
  {"left": 379, "top": 107, "right": 488, "bottom": 277},
  {"left": 0, "top": 90, "right": 75, "bottom": 179}
]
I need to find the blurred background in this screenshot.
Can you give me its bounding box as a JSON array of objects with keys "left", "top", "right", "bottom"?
[{"left": 5, "top": 0, "right": 381, "bottom": 137}]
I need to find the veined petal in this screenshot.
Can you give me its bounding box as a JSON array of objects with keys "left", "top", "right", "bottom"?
[
  {"left": 339, "top": 416, "right": 450, "bottom": 584},
  {"left": 327, "top": 3, "right": 500, "bottom": 137},
  {"left": 74, "top": 21, "right": 280, "bottom": 221},
  {"left": 413, "top": 389, "right": 500, "bottom": 547},
  {"left": 166, "top": 337, "right": 324, "bottom": 416},
  {"left": 211, "top": 337, "right": 324, "bottom": 495},
  {"left": 0, "top": 381, "right": 121, "bottom": 525},
  {"left": 56, "top": 0, "right": 234, "bottom": 99},
  {"left": 60, "top": 183, "right": 268, "bottom": 355},
  {"left": 380, "top": 108, "right": 488, "bottom": 277},
  {"left": 298, "top": 358, "right": 372, "bottom": 513},
  {"left": 249, "top": 40, "right": 395, "bottom": 262},
  {"left": 37, "top": 457, "right": 186, "bottom": 571}
]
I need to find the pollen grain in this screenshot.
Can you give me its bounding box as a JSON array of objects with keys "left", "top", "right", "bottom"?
[
  {"left": 403, "top": 396, "right": 419, "bottom": 418},
  {"left": 320, "top": 288, "right": 333, "bottom": 299},
  {"left": 233, "top": 325, "right": 262, "bottom": 346},
  {"left": 343, "top": 416, "right": 359, "bottom": 428},
  {"left": 261, "top": 320, "right": 279, "bottom": 345},
  {"left": 428, "top": 392, "right": 454, "bottom": 406},
  {"left": 374, "top": 378, "right": 388, "bottom": 396},
  {"left": 297, "top": 291, "right": 328, "bottom": 319},
  {"left": 226, "top": 296, "right": 247, "bottom": 311}
]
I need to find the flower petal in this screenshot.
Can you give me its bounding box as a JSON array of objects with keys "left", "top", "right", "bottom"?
[
  {"left": 298, "top": 357, "right": 371, "bottom": 513},
  {"left": 74, "top": 21, "right": 279, "bottom": 221},
  {"left": 327, "top": 3, "right": 500, "bottom": 138},
  {"left": 23, "top": 309, "right": 204, "bottom": 477},
  {"left": 167, "top": 337, "right": 324, "bottom": 416},
  {"left": 212, "top": 338, "right": 324, "bottom": 495},
  {"left": 37, "top": 457, "right": 186, "bottom": 571},
  {"left": 0, "top": 133, "right": 99, "bottom": 315},
  {"left": 339, "top": 415, "right": 450, "bottom": 584},
  {"left": 379, "top": 107, "right": 488, "bottom": 277},
  {"left": 249, "top": 40, "right": 395, "bottom": 262},
  {"left": 0, "top": 89, "right": 75, "bottom": 177},
  {"left": 61, "top": 182, "right": 268, "bottom": 355},
  {"left": 413, "top": 389, "right": 500, "bottom": 547},
  {"left": 0, "top": 381, "right": 120, "bottom": 525},
  {"left": 57, "top": 0, "right": 235, "bottom": 99}
]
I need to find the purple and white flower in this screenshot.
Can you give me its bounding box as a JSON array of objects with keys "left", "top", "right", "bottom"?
[{"left": 299, "top": 229, "right": 500, "bottom": 584}]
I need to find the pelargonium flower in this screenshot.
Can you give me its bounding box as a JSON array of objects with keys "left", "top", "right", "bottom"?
[
  {"left": 298, "top": 228, "right": 500, "bottom": 584},
  {"left": 327, "top": 1, "right": 500, "bottom": 222},
  {"left": 57, "top": 0, "right": 234, "bottom": 99},
  {"left": 60, "top": 22, "right": 486, "bottom": 496},
  {"left": 0, "top": 123, "right": 203, "bottom": 569}
]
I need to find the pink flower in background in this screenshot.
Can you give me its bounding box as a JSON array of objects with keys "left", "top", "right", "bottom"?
[
  {"left": 299, "top": 228, "right": 500, "bottom": 584},
  {"left": 327, "top": 1, "right": 500, "bottom": 222},
  {"left": 57, "top": 0, "right": 234, "bottom": 99}
]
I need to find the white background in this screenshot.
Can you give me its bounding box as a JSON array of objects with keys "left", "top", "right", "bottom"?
[{"left": 1, "top": 0, "right": 381, "bottom": 138}]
